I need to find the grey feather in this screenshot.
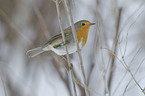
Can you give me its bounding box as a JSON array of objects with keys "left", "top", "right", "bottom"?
[{"left": 27, "top": 47, "right": 44, "bottom": 57}]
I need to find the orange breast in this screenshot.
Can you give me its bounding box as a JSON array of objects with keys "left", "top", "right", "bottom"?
[{"left": 76, "top": 26, "right": 91, "bottom": 47}]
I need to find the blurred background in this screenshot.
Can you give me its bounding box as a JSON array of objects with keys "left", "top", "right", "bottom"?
[{"left": 0, "top": 0, "right": 145, "bottom": 96}]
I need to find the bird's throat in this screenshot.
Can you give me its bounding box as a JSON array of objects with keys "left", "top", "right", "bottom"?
[{"left": 76, "top": 26, "right": 90, "bottom": 47}]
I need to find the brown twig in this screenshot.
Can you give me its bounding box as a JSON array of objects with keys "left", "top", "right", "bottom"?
[
  {"left": 62, "top": 0, "right": 90, "bottom": 95},
  {"left": 123, "top": 58, "right": 145, "bottom": 95},
  {"left": 32, "top": 0, "right": 51, "bottom": 39},
  {"left": 31, "top": 1, "right": 76, "bottom": 95},
  {"left": 54, "top": 0, "right": 77, "bottom": 95},
  {"left": 112, "top": 47, "right": 143, "bottom": 96},
  {"left": 108, "top": 8, "right": 122, "bottom": 93},
  {"left": 0, "top": 72, "right": 7, "bottom": 96},
  {"left": 104, "top": 47, "right": 144, "bottom": 94},
  {"left": 52, "top": 58, "right": 72, "bottom": 96},
  {"left": 0, "top": 9, "right": 33, "bottom": 46}
]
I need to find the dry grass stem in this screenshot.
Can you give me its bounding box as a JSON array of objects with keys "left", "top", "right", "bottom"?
[
  {"left": 0, "top": 9, "right": 33, "bottom": 46},
  {"left": 54, "top": 0, "right": 77, "bottom": 95},
  {"left": 0, "top": 72, "right": 7, "bottom": 96},
  {"left": 123, "top": 58, "right": 145, "bottom": 96},
  {"left": 32, "top": 0, "right": 51, "bottom": 39},
  {"left": 62, "top": 0, "right": 90, "bottom": 95},
  {"left": 108, "top": 8, "right": 122, "bottom": 92},
  {"left": 104, "top": 48, "right": 144, "bottom": 94}
]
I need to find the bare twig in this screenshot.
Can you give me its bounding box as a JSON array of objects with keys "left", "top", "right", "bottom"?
[
  {"left": 108, "top": 8, "right": 122, "bottom": 92},
  {"left": 101, "top": 47, "right": 110, "bottom": 96},
  {"left": 112, "top": 6, "right": 144, "bottom": 95},
  {"left": 0, "top": 9, "right": 33, "bottom": 46},
  {"left": 32, "top": 0, "right": 50, "bottom": 39},
  {"left": 32, "top": 1, "right": 74, "bottom": 95},
  {"left": 54, "top": 0, "right": 77, "bottom": 95},
  {"left": 126, "top": 75, "right": 145, "bottom": 95},
  {"left": 123, "top": 9, "right": 144, "bottom": 57},
  {"left": 94, "top": 3, "right": 111, "bottom": 95},
  {"left": 122, "top": 59, "right": 143, "bottom": 92},
  {"left": 123, "top": 57, "right": 145, "bottom": 96},
  {"left": 62, "top": 0, "right": 90, "bottom": 95},
  {"left": 89, "top": 88, "right": 103, "bottom": 96},
  {"left": 112, "top": 47, "right": 143, "bottom": 96},
  {"left": 72, "top": 68, "right": 86, "bottom": 96},
  {"left": 0, "top": 72, "right": 7, "bottom": 96},
  {"left": 103, "top": 48, "right": 144, "bottom": 94},
  {"left": 118, "top": 2, "right": 144, "bottom": 39},
  {"left": 52, "top": 57, "right": 72, "bottom": 96},
  {"left": 121, "top": 9, "right": 144, "bottom": 95}
]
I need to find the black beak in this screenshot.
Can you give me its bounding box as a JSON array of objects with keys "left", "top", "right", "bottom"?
[{"left": 90, "top": 23, "right": 95, "bottom": 25}]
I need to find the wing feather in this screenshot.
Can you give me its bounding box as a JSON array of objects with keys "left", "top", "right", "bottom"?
[{"left": 42, "top": 27, "right": 72, "bottom": 49}]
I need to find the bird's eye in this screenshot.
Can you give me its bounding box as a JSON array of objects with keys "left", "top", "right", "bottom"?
[{"left": 82, "top": 23, "right": 85, "bottom": 26}]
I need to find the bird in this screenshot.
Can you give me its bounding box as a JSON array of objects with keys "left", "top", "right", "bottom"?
[{"left": 27, "top": 20, "right": 95, "bottom": 57}]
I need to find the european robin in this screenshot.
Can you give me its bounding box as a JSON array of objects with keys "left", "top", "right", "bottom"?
[{"left": 27, "top": 20, "right": 95, "bottom": 57}]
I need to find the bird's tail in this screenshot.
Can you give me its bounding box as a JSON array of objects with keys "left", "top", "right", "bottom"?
[{"left": 27, "top": 47, "right": 44, "bottom": 57}]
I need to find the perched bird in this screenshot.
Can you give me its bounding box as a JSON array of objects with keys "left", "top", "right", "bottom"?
[{"left": 27, "top": 20, "right": 95, "bottom": 57}]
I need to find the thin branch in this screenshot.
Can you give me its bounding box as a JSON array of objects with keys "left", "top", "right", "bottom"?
[
  {"left": 0, "top": 72, "right": 7, "bottom": 96},
  {"left": 0, "top": 9, "right": 33, "bottom": 46},
  {"left": 103, "top": 48, "right": 144, "bottom": 94},
  {"left": 122, "top": 59, "right": 143, "bottom": 92},
  {"left": 103, "top": 48, "right": 127, "bottom": 70},
  {"left": 52, "top": 57, "right": 72, "bottom": 96},
  {"left": 54, "top": 0, "right": 71, "bottom": 67},
  {"left": 112, "top": 47, "right": 143, "bottom": 96},
  {"left": 101, "top": 47, "right": 110, "bottom": 96},
  {"left": 126, "top": 75, "right": 145, "bottom": 94},
  {"left": 87, "top": 63, "right": 94, "bottom": 84},
  {"left": 62, "top": 0, "right": 90, "bottom": 96},
  {"left": 71, "top": 69, "right": 77, "bottom": 96},
  {"left": 32, "top": 1, "right": 74, "bottom": 95},
  {"left": 118, "top": 2, "right": 144, "bottom": 38},
  {"left": 112, "top": 71, "right": 127, "bottom": 96},
  {"left": 123, "top": 58, "right": 145, "bottom": 95},
  {"left": 108, "top": 8, "right": 122, "bottom": 92},
  {"left": 123, "top": 9, "right": 144, "bottom": 57},
  {"left": 32, "top": 0, "right": 51, "bottom": 39},
  {"left": 112, "top": 6, "right": 144, "bottom": 95},
  {"left": 54, "top": 0, "right": 77, "bottom": 95},
  {"left": 89, "top": 88, "right": 103, "bottom": 96}
]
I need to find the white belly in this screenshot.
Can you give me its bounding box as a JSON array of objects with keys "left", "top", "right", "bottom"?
[
  {"left": 51, "top": 43, "right": 77, "bottom": 55},
  {"left": 50, "top": 40, "right": 83, "bottom": 55},
  {"left": 43, "top": 38, "right": 83, "bottom": 55}
]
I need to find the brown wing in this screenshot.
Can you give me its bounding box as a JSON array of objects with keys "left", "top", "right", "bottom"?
[{"left": 42, "top": 27, "right": 72, "bottom": 49}]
